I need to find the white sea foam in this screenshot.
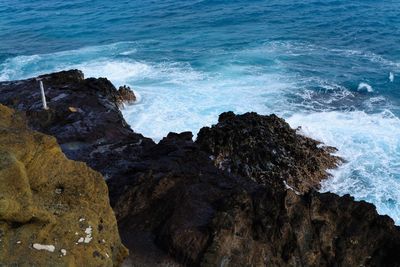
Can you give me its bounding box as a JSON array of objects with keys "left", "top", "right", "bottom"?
[
  {"left": 121, "top": 70, "right": 290, "bottom": 141},
  {"left": 390, "top": 72, "right": 395, "bottom": 82},
  {"left": 0, "top": 43, "right": 293, "bottom": 140},
  {"left": 0, "top": 42, "right": 138, "bottom": 81},
  {"left": 357, "top": 82, "right": 374, "bottom": 92},
  {"left": 287, "top": 110, "right": 400, "bottom": 224}
]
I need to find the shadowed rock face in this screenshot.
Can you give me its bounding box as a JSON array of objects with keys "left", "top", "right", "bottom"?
[
  {"left": 109, "top": 132, "right": 400, "bottom": 267},
  {"left": 0, "top": 104, "right": 128, "bottom": 266},
  {"left": 1, "top": 70, "right": 400, "bottom": 267}
]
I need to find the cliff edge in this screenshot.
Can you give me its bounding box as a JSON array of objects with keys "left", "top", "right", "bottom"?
[{"left": 0, "top": 104, "right": 128, "bottom": 266}]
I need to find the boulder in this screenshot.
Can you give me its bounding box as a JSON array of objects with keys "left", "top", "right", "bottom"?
[
  {"left": 117, "top": 85, "right": 136, "bottom": 107},
  {"left": 196, "top": 111, "right": 341, "bottom": 193},
  {"left": 0, "top": 104, "right": 128, "bottom": 266}
]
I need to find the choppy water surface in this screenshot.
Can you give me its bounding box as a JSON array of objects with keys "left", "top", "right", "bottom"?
[{"left": 1, "top": 0, "right": 400, "bottom": 223}]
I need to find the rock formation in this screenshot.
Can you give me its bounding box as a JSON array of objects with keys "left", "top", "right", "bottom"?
[
  {"left": 0, "top": 104, "right": 128, "bottom": 266},
  {"left": 197, "top": 111, "right": 341, "bottom": 193},
  {"left": 117, "top": 85, "right": 136, "bottom": 107},
  {"left": 109, "top": 122, "right": 400, "bottom": 267},
  {"left": 0, "top": 70, "right": 155, "bottom": 182},
  {"left": 1, "top": 70, "right": 400, "bottom": 267}
]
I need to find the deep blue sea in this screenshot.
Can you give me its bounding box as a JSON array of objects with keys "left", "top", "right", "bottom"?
[{"left": 1, "top": 0, "right": 400, "bottom": 223}]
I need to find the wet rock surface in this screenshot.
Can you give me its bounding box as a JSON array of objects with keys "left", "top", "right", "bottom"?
[
  {"left": 0, "top": 104, "right": 127, "bottom": 266},
  {"left": 1, "top": 70, "right": 400, "bottom": 266},
  {"left": 117, "top": 85, "right": 136, "bottom": 107}
]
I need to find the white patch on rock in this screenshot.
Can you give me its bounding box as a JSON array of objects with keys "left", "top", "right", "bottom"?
[
  {"left": 84, "top": 226, "right": 93, "bottom": 243},
  {"left": 77, "top": 226, "right": 93, "bottom": 244},
  {"left": 283, "top": 181, "right": 301, "bottom": 195},
  {"left": 33, "top": 243, "right": 55, "bottom": 252},
  {"left": 60, "top": 249, "right": 67, "bottom": 256}
]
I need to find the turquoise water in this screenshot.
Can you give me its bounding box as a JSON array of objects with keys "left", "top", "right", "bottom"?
[{"left": 1, "top": 0, "right": 400, "bottom": 223}]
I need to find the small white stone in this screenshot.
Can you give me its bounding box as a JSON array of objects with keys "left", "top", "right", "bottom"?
[
  {"left": 77, "top": 237, "right": 84, "bottom": 243},
  {"left": 16, "top": 241, "right": 21, "bottom": 244},
  {"left": 60, "top": 249, "right": 67, "bottom": 256},
  {"left": 83, "top": 226, "right": 93, "bottom": 243},
  {"left": 78, "top": 218, "right": 85, "bottom": 222},
  {"left": 84, "top": 226, "right": 92, "bottom": 235},
  {"left": 33, "top": 243, "right": 55, "bottom": 252}
]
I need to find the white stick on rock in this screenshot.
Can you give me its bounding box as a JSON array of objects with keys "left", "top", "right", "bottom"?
[{"left": 39, "top": 80, "right": 48, "bottom": 110}]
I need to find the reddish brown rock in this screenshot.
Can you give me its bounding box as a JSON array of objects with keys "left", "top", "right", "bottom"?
[{"left": 117, "top": 85, "right": 136, "bottom": 107}]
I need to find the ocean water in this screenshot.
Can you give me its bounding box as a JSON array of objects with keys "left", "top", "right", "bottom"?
[{"left": 1, "top": 0, "right": 400, "bottom": 223}]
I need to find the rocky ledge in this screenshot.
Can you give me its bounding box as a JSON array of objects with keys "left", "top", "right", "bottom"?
[
  {"left": 1, "top": 70, "right": 400, "bottom": 267},
  {"left": 0, "top": 104, "right": 127, "bottom": 266}
]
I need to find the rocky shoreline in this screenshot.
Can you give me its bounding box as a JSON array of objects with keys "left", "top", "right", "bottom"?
[{"left": 1, "top": 70, "right": 400, "bottom": 266}]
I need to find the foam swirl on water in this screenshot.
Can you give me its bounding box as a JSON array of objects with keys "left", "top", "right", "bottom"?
[{"left": 287, "top": 110, "right": 400, "bottom": 223}]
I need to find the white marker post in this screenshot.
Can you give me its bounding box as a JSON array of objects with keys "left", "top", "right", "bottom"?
[{"left": 39, "top": 80, "right": 49, "bottom": 110}]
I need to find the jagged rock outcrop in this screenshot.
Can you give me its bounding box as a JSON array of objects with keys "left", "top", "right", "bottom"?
[
  {"left": 109, "top": 130, "right": 400, "bottom": 267},
  {"left": 117, "top": 85, "right": 136, "bottom": 107},
  {"left": 0, "top": 70, "right": 155, "bottom": 182},
  {"left": 0, "top": 104, "right": 128, "bottom": 266},
  {"left": 1, "top": 70, "right": 400, "bottom": 267},
  {"left": 197, "top": 111, "right": 341, "bottom": 193}
]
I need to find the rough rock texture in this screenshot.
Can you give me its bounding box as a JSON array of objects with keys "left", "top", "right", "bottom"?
[
  {"left": 0, "top": 104, "right": 128, "bottom": 266},
  {"left": 197, "top": 111, "right": 341, "bottom": 193},
  {"left": 117, "top": 85, "right": 136, "bottom": 107},
  {"left": 0, "top": 70, "right": 154, "bottom": 182},
  {"left": 1, "top": 70, "right": 400, "bottom": 267},
  {"left": 109, "top": 131, "right": 400, "bottom": 267}
]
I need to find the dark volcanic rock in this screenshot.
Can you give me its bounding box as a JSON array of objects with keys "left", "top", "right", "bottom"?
[
  {"left": 1, "top": 70, "right": 400, "bottom": 267},
  {"left": 108, "top": 127, "right": 400, "bottom": 267},
  {"left": 197, "top": 111, "right": 342, "bottom": 193},
  {"left": 0, "top": 70, "right": 154, "bottom": 181}
]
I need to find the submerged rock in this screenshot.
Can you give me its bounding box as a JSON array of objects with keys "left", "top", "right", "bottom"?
[
  {"left": 1, "top": 70, "right": 400, "bottom": 266},
  {"left": 0, "top": 104, "right": 128, "bottom": 266}
]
